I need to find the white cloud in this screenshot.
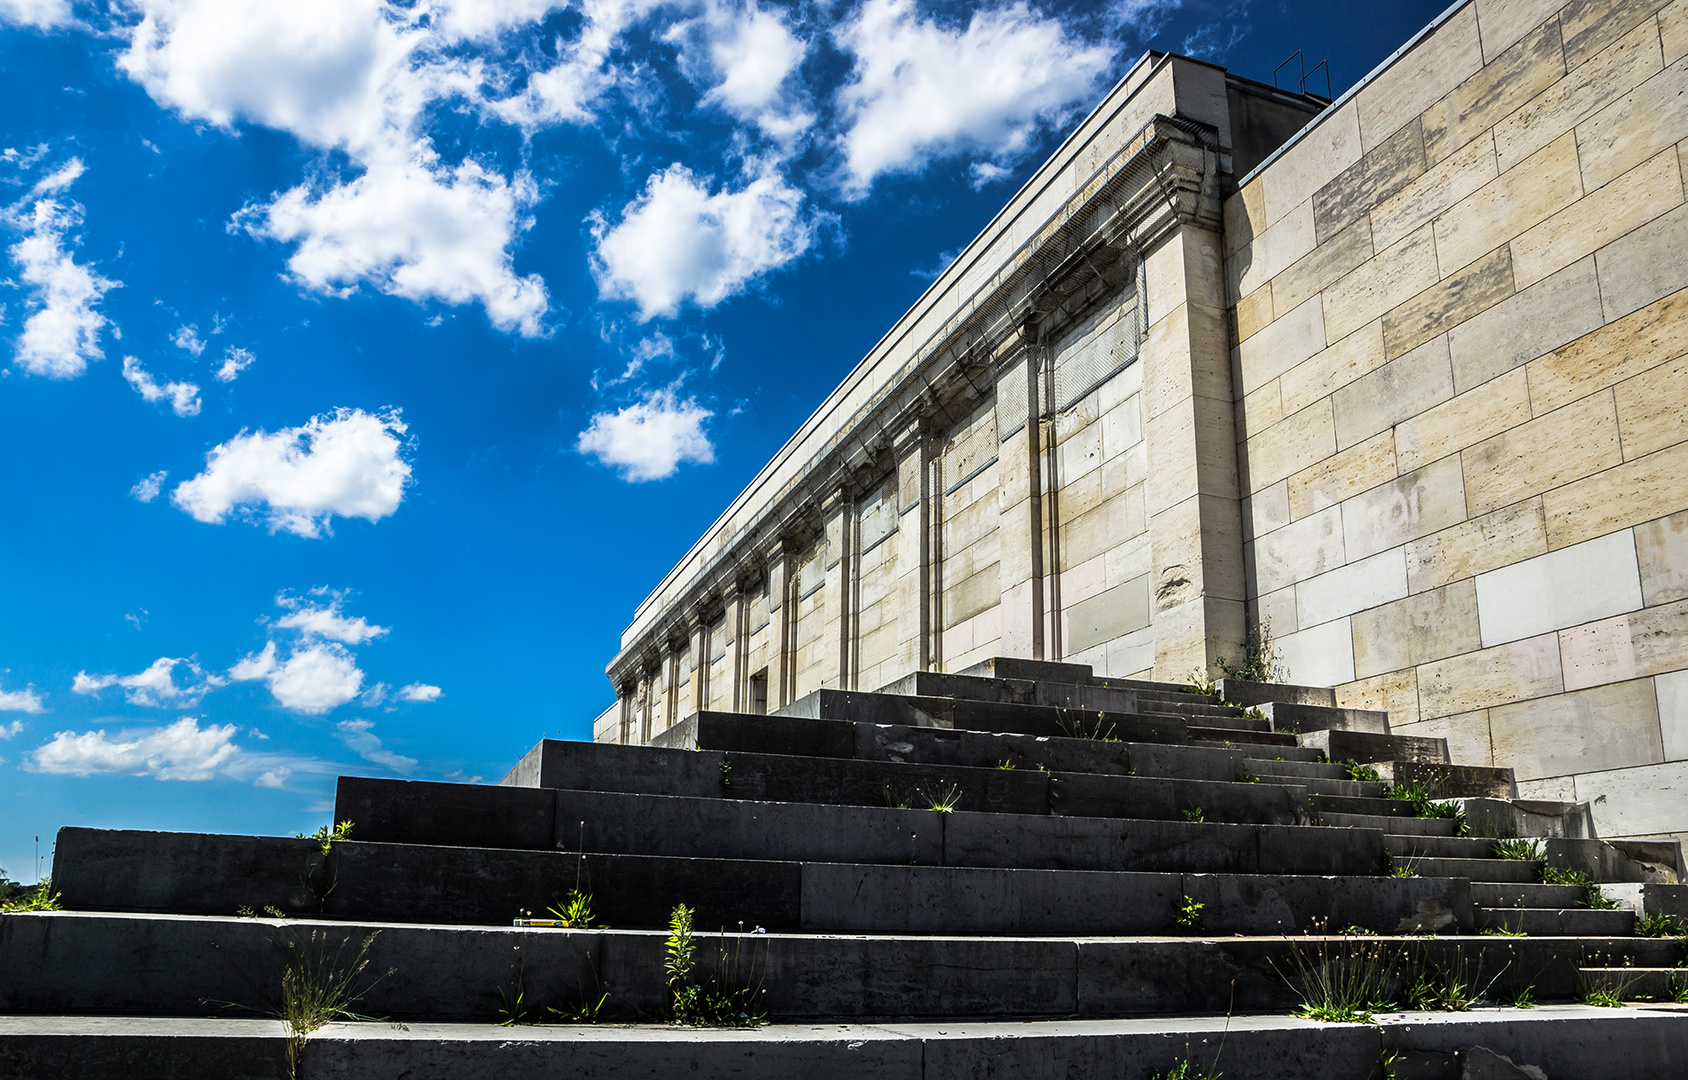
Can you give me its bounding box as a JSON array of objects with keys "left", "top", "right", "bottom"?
[
  {"left": 0, "top": 719, "right": 23, "bottom": 737},
  {"left": 120, "top": 0, "right": 553, "bottom": 335},
  {"left": 242, "top": 150, "right": 549, "bottom": 336},
  {"left": 274, "top": 589, "right": 388, "bottom": 645},
  {"left": 122, "top": 355, "right": 203, "bottom": 417},
  {"left": 487, "top": 0, "right": 663, "bottom": 129},
  {"left": 0, "top": 0, "right": 74, "bottom": 29},
  {"left": 832, "top": 0, "right": 1113, "bottom": 197},
  {"left": 397, "top": 682, "right": 441, "bottom": 702},
  {"left": 0, "top": 683, "right": 45, "bottom": 714},
  {"left": 29, "top": 717, "right": 245, "bottom": 780},
  {"left": 172, "top": 323, "right": 206, "bottom": 356},
  {"left": 334, "top": 717, "right": 417, "bottom": 772},
  {"left": 577, "top": 386, "right": 714, "bottom": 481},
  {"left": 7, "top": 161, "right": 120, "bottom": 378},
  {"left": 72, "top": 657, "right": 225, "bottom": 708},
  {"left": 592, "top": 164, "right": 818, "bottom": 319},
  {"left": 229, "top": 640, "right": 365, "bottom": 713},
  {"left": 215, "top": 345, "right": 256, "bottom": 382},
  {"left": 667, "top": 1, "right": 812, "bottom": 141},
  {"left": 170, "top": 407, "right": 411, "bottom": 537},
  {"left": 131, "top": 470, "right": 169, "bottom": 502}
]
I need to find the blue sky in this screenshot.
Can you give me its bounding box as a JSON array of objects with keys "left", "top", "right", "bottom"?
[{"left": 0, "top": 0, "right": 1447, "bottom": 881}]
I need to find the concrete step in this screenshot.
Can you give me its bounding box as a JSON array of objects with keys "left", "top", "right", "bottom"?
[
  {"left": 50, "top": 828, "right": 1453, "bottom": 936},
  {"left": 331, "top": 781, "right": 1380, "bottom": 876},
  {"left": 1471, "top": 883, "right": 1587, "bottom": 908},
  {"left": 13, "top": 1007, "right": 1688, "bottom": 1080},
  {"left": 1475, "top": 907, "right": 1638, "bottom": 935},
  {"left": 1577, "top": 968, "right": 1688, "bottom": 1001},
  {"left": 1243, "top": 757, "right": 1351, "bottom": 780},
  {"left": 1314, "top": 794, "right": 1417, "bottom": 818},
  {"left": 873, "top": 670, "right": 1138, "bottom": 713},
  {"left": 659, "top": 711, "right": 1307, "bottom": 783},
  {"left": 8, "top": 912, "right": 1676, "bottom": 1022},
  {"left": 500, "top": 740, "right": 1311, "bottom": 825},
  {"left": 1298, "top": 729, "right": 1450, "bottom": 765},
  {"left": 1255, "top": 773, "right": 1385, "bottom": 798},
  {"left": 1394, "top": 857, "right": 1540, "bottom": 883},
  {"left": 776, "top": 690, "right": 1193, "bottom": 745},
  {"left": 1188, "top": 726, "right": 1299, "bottom": 747},
  {"left": 1385, "top": 835, "right": 1506, "bottom": 859},
  {"left": 1323, "top": 813, "right": 1458, "bottom": 836}
]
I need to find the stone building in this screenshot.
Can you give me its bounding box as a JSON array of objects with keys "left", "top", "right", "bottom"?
[{"left": 603, "top": 0, "right": 1688, "bottom": 846}]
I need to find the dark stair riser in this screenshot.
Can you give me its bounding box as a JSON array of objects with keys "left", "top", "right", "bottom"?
[
  {"left": 336, "top": 782, "right": 1391, "bottom": 875},
  {"left": 5, "top": 914, "right": 1673, "bottom": 1022},
  {"left": 53, "top": 827, "right": 1411, "bottom": 931},
  {"left": 500, "top": 742, "right": 1312, "bottom": 825}
]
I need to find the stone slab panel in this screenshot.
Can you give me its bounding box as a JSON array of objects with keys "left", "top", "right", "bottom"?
[
  {"left": 1542, "top": 438, "right": 1688, "bottom": 549},
  {"left": 1434, "top": 131, "right": 1582, "bottom": 277},
  {"left": 1559, "top": 612, "right": 1640, "bottom": 690},
  {"left": 1638, "top": 508, "right": 1688, "bottom": 605},
  {"left": 1575, "top": 54, "right": 1688, "bottom": 191},
  {"left": 1254, "top": 504, "right": 1345, "bottom": 595},
  {"left": 1275, "top": 616, "right": 1355, "bottom": 688},
  {"left": 1473, "top": 527, "right": 1643, "bottom": 645},
  {"left": 1322, "top": 223, "right": 1439, "bottom": 344},
  {"left": 1393, "top": 711, "right": 1495, "bottom": 767},
  {"left": 1280, "top": 319, "right": 1386, "bottom": 417},
  {"left": 1595, "top": 200, "right": 1688, "bottom": 322},
  {"left": 1353, "top": 580, "right": 1483, "bottom": 680},
  {"left": 1614, "top": 354, "right": 1688, "bottom": 461},
  {"left": 1448, "top": 257, "right": 1605, "bottom": 395},
  {"left": 1337, "top": 667, "right": 1422, "bottom": 728},
  {"left": 1287, "top": 429, "right": 1395, "bottom": 520},
  {"left": 1230, "top": 198, "right": 1314, "bottom": 301},
  {"left": 1356, "top": 4, "right": 1485, "bottom": 151},
  {"left": 1062, "top": 574, "right": 1152, "bottom": 655},
  {"left": 1422, "top": 19, "right": 1567, "bottom": 167},
  {"left": 1296, "top": 548, "right": 1408, "bottom": 628},
  {"left": 1561, "top": 0, "right": 1675, "bottom": 69},
  {"left": 1243, "top": 399, "right": 1337, "bottom": 490},
  {"left": 1396, "top": 367, "right": 1532, "bottom": 475},
  {"left": 1629, "top": 595, "right": 1688, "bottom": 677},
  {"left": 1382, "top": 186, "right": 1518, "bottom": 348},
  {"left": 1236, "top": 294, "right": 1325, "bottom": 395},
  {"left": 1271, "top": 218, "right": 1374, "bottom": 315},
  {"left": 1511, "top": 146, "right": 1683, "bottom": 290},
  {"left": 1315, "top": 116, "right": 1425, "bottom": 242},
  {"left": 1574, "top": 759, "right": 1688, "bottom": 836},
  {"left": 1370, "top": 135, "right": 1499, "bottom": 253},
  {"left": 1460, "top": 389, "right": 1621, "bottom": 519},
  {"left": 1417, "top": 633, "right": 1564, "bottom": 717},
  {"left": 1667, "top": 0, "right": 1688, "bottom": 63},
  {"left": 1344, "top": 455, "right": 1469, "bottom": 563},
  {"left": 1658, "top": 667, "right": 1688, "bottom": 760},
  {"left": 1494, "top": 14, "right": 1665, "bottom": 173},
  {"left": 1261, "top": 102, "right": 1362, "bottom": 227},
  {"left": 1332, "top": 333, "right": 1455, "bottom": 450},
  {"left": 1525, "top": 285, "right": 1688, "bottom": 415},
  {"left": 1475, "top": 0, "right": 1565, "bottom": 61},
  {"left": 1490, "top": 677, "right": 1665, "bottom": 779}
]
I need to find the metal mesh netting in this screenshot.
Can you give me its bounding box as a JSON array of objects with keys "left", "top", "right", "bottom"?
[{"left": 1049, "top": 278, "right": 1141, "bottom": 413}]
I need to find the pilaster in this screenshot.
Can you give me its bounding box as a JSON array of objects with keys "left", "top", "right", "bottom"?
[
  {"left": 762, "top": 538, "right": 794, "bottom": 708},
  {"left": 1141, "top": 224, "right": 1246, "bottom": 678}
]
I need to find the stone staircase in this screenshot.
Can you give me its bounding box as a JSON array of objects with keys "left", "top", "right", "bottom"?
[{"left": 3, "top": 657, "right": 1686, "bottom": 1078}]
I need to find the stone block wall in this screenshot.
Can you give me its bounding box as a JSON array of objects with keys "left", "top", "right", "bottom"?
[{"left": 1227, "top": 0, "right": 1688, "bottom": 843}]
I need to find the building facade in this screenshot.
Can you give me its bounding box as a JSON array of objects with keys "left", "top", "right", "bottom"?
[{"left": 603, "top": 0, "right": 1688, "bottom": 847}]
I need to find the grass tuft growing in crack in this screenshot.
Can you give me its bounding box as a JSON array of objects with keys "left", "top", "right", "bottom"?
[
  {"left": 1491, "top": 838, "right": 1545, "bottom": 861},
  {"left": 272, "top": 929, "right": 391, "bottom": 1076},
  {"left": 664, "top": 904, "right": 767, "bottom": 1027}
]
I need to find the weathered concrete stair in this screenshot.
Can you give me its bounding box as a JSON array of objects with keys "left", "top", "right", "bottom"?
[{"left": 6, "top": 657, "right": 1687, "bottom": 1078}]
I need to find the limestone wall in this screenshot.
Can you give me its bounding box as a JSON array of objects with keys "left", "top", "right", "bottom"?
[{"left": 1227, "top": 0, "right": 1688, "bottom": 842}]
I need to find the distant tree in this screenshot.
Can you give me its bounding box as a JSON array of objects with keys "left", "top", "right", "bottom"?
[{"left": 0, "top": 870, "right": 28, "bottom": 903}]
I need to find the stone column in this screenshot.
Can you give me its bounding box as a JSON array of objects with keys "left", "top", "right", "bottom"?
[
  {"left": 996, "top": 343, "right": 1045, "bottom": 660},
  {"left": 723, "top": 582, "right": 747, "bottom": 712},
  {"left": 762, "top": 538, "right": 794, "bottom": 708},
  {"left": 1141, "top": 225, "right": 1245, "bottom": 678},
  {"left": 616, "top": 679, "right": 636, "bottom": 745},
  {"left": 663, "top": 643, "right": 682, "bottom": 731},
  {"left": 891, "top": 420, "right": 927, "bottom": 673},
  {"left": 820, "top": 485, "right": 855, "bottom": 689},
  {"left": 684, "top": 614, "right": 708, "bottom": 719}
]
